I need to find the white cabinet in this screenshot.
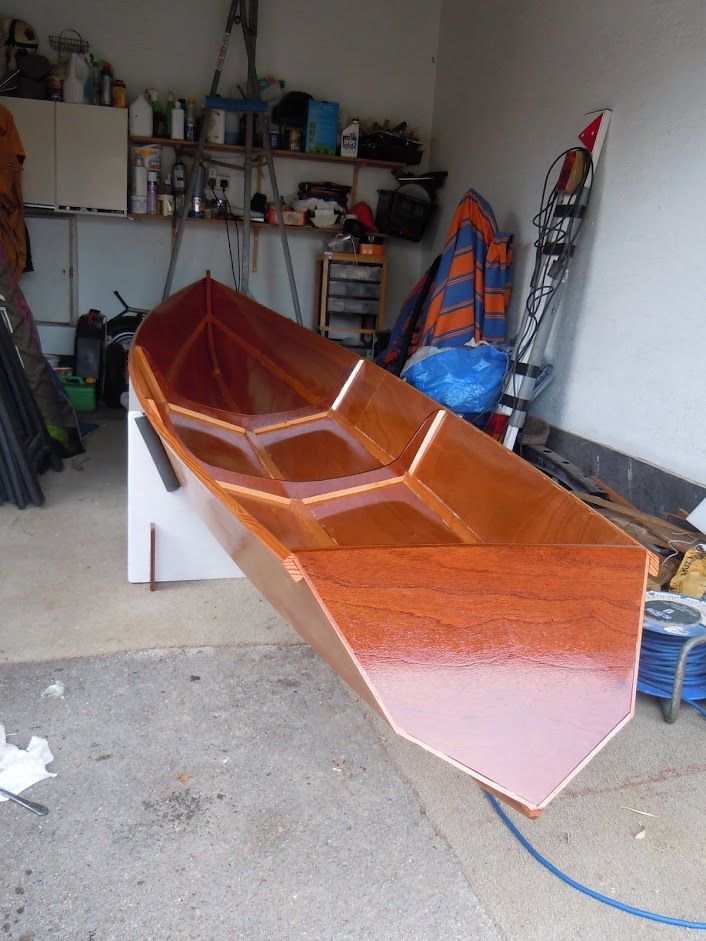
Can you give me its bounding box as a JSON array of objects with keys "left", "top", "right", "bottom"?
[
  {"left": 0, "top": 96, "right": 56, "bottom": 208},
  {"left": 0, "top": 97, "right": 127, "bottom": 214},
  {"left": 56, "top": 103, "right": 127, "bottom": 213}
]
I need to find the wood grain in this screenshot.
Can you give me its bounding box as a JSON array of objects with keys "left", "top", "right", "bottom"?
[{"left": 295, "top": 544, "right": 648, "bottom": 812}]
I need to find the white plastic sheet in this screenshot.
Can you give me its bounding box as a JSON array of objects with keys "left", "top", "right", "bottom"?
[{"left": 0, "top": 723, "right": 55, "bottom": 800}]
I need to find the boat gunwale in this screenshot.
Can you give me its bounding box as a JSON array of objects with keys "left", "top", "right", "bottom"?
[{"left": 131, "top": 279, "right": 651, "bottom": 562}]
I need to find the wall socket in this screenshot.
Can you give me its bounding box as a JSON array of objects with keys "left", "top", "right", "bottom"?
[{"left": 217, "top": 173, "right": 231, "bottom": 191}]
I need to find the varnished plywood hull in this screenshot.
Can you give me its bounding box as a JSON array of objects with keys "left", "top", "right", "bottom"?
[{"left": 130, "top": 276, "right": 649, "bottom": 816}]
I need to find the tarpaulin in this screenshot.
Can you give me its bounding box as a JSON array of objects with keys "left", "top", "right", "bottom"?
[{"left": 377, "top": 189, "right": 512, "bottom": 374}]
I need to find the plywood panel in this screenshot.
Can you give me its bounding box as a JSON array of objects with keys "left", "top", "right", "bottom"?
[{"left": 296, "top": 544, "right": 648, "bottom": 812}]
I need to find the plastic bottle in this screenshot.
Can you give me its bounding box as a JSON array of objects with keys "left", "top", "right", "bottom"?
[
  {"left": 149, "top": 89, "right": 166, "bottom": 137},
  {"left": 128, "top": 92, "right": 152, "bottom": 136},
  {"left": 185, "top": 97, "right": 196, "bottom": 141},
  {"left": 147, "top": 169, "right": 159, "bottom": 215},
  {"left": 112, "top": 79, "right": 126, "bottom": 108},
  {"left": 91, "top": 61, "right": 101, "bottom": 104},
  {"left": 131, "top": 154, "right": 147, "bottom": 214},
  {"left": 100, "top": 65, "right": 113, "bottom": 106},
  {"left": 63, "top": 53, "right": 87, "bottom": 104},
  {"left": 170, "top": 100, "right": 184, "bottom": 140},
  {"left": 340, "top": 118, "right": 360, "bottom": 158},
  {"left": 166, "top": 90, "right": 175, "bottom": 133}
]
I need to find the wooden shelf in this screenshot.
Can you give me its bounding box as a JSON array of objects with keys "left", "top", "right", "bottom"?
[
  {"left": 129, "top": 213, "right": 345, "bottom": 236},
  {"left": 129, "top": 136, "right": 406, "bottom": 171}
]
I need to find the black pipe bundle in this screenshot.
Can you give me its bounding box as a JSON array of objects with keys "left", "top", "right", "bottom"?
[{"left": 0, "top": 315, "right": 61, "bottom": 508}]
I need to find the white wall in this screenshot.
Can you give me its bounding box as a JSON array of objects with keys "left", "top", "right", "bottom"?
[
  {"left": 430, "top": 0, "right": 706, "bottom": 485},
  {"left": 19, "top": 0, "right": 439, "bottom": 338}
]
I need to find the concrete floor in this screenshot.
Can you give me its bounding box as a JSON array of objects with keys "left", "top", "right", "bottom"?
[{"left": 1, "top": 419, "right": 705, "bottom": 940}]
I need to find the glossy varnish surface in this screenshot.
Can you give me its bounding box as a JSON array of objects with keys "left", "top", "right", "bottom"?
[{"left": 130, "top": 276, "right": 649, "bottom": 816}]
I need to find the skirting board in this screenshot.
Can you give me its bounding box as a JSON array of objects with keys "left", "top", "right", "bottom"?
[{"left": 127, "top": 408, "right": 243, "bottom": 584}]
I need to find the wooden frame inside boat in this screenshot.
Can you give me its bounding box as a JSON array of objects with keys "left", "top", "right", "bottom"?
[{"left": 130, "top": 274, "right": 650, "bottom": 817}]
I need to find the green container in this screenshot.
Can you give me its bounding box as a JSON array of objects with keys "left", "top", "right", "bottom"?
[{"left": 61, "top": 375, "right": 96, "bottom": 412}]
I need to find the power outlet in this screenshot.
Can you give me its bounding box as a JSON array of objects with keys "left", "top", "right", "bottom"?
[{"left": 217, "top": 173, "right": 231, "bottom": 192}]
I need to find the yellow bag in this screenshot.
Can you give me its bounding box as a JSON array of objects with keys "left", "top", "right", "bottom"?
[{"left": 670, "top": 544, "right": 706, "bottom": 599}]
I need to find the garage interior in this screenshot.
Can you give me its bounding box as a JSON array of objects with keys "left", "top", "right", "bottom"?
[{"left": 1, "top": 1, "right": 705, "bottom": 939}]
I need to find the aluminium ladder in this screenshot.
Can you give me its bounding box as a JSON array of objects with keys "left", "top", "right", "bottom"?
[
  {"left": 487, "top": 110, "right": 611, "bottom": 451},
  {"left": 162, "top": 0, "right": 303, "bottom": 326}
]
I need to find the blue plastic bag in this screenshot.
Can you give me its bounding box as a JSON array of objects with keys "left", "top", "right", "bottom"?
[{"left": 403, "top": 346, "right": 508, "bottom": 415}]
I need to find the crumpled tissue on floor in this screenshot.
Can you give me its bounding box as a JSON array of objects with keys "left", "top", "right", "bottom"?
[{"left": 0, "top": 723, "right": 55, "bottom": 800}]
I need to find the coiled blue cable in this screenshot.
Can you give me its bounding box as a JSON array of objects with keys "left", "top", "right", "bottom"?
[
  {"left": 486, "top": 793, "right": 706, "bottom": 929},
  {"left": 637, "top": 628, "right": 706, "bottom": 716}
]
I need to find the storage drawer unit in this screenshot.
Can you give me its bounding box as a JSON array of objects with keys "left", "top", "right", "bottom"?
[{"left": 316, "top": 252, "right": 388, "bottom": 348}]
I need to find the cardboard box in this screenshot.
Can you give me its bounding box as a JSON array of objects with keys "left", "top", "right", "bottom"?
[{"left": 305, "top": 100, "right": 339, "bottom": 155}]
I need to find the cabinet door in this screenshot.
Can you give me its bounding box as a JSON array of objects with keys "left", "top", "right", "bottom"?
[
  {"left": 22, "top": 216, "right": 73, "bottom": 323},
  {"left": 0, "top": 97, "right": 56, "bottom": 208},
  {"left": 56, "top": 103, "right": 127, "bottom": 213}
]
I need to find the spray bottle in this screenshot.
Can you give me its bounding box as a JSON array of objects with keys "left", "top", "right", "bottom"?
[{"left": 185, "top": 97, "right": 196, "bottom": 141}]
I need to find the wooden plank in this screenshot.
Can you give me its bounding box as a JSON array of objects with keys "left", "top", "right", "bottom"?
[
  {"left": 579, "top": 493, "right": 701, "bottom": 544},
  {"left": 129, "top": 135, "right": 407, "bottom": 170},
  {"left": 590, "top": 475, "right": 637, "bottom": 509},
  {"left": 149, "top": 523, "right": 156, "bottom": 592}
]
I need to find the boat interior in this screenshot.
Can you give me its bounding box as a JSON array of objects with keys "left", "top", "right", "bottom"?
[{"left": 132, "top": 277, "right": 639, "bottom": 557}]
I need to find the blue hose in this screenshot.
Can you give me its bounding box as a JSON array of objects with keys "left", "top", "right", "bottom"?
[{"left": 486, "top": 793, "right": 706, "bottom": 929}]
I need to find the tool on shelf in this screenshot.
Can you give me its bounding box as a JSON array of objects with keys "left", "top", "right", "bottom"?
[{"left": 162, "top": 0, "right": 303, "bottom": 326}]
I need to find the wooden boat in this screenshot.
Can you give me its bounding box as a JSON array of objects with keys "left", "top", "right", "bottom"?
[{"left": 130, "top": 274, "right": 650, "bottom": 817}]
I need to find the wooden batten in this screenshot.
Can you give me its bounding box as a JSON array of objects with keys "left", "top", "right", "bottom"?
[
  {"left": 254, "top": 411, "right": 330, "bottom": 435},
  {"left": 169, "top": 403, "right": 247, "bottom": 435}
]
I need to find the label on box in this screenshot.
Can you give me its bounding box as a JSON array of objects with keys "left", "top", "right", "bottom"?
[{"left": 305, "top": 100, "right": 339, "bottom": 155}]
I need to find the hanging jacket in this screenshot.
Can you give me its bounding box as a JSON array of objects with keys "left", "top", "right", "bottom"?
[
  {"left": 377, "top": 189, "right": 513, "bottom": 373},
  {"left": 0, "top": 104, "right": 27, "bottom": 280}
]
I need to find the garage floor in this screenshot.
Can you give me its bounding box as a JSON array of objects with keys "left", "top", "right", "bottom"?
[{"left": 1, "top": 419, "right": 705, "bottom": 941}]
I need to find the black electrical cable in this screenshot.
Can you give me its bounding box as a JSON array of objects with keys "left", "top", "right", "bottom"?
[
  {"left": 491, "top": 147, "right": 593, "bottom": 432},
  {"left": 223, "top": 189, "right": 240, "bottom": 292},
  {"left": 228, "top": 193, "right": 241, "bottom": 290},
  {"left": 211, "top": 184, "right": 239, "bottom": 291}
]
